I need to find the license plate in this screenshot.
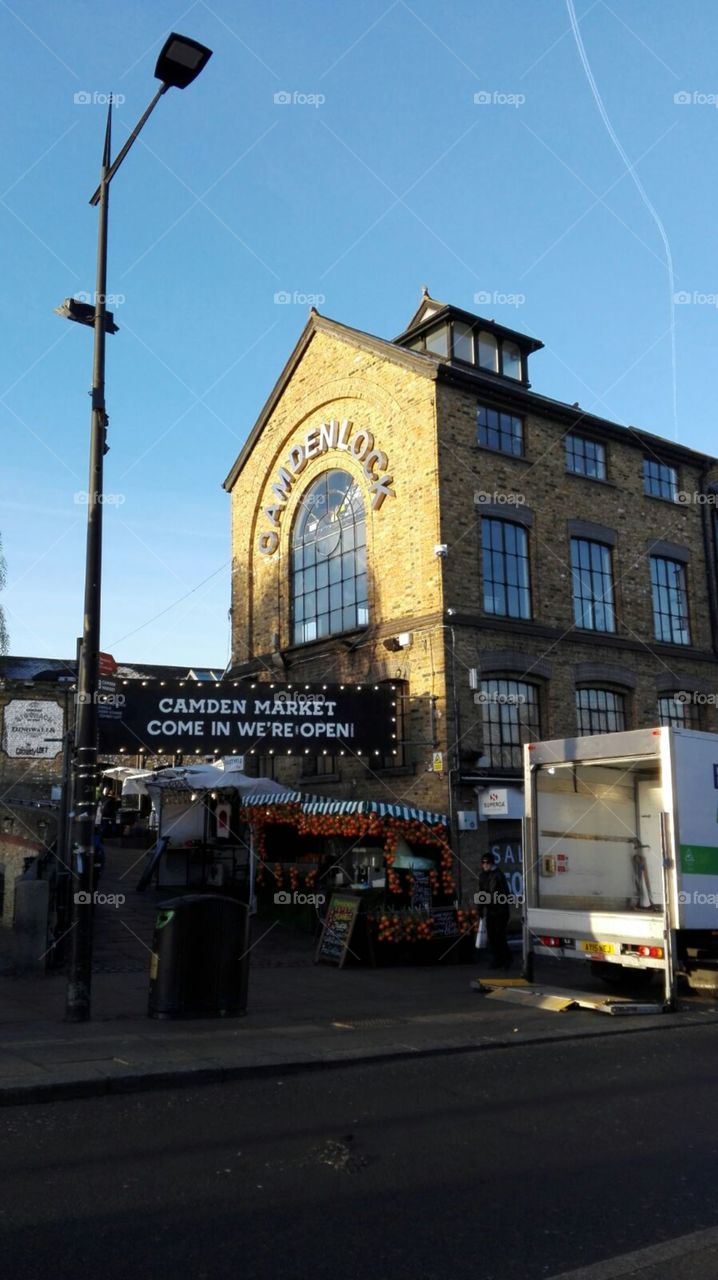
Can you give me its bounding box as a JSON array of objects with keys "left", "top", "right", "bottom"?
[{"left": 579, "top": 941, "right": 615, "bottom": 956}]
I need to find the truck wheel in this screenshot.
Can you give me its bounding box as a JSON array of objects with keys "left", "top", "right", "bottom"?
[{"left": 592, "top": 963, "right": 654, "bottom": 988}]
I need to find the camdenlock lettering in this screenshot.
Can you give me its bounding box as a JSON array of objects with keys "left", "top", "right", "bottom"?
[
  {"left": 97, "top": 683, "right": 397, "bottom": 755},
  {"left": 258, "top": 418, "right": 395, "bottom": 555}
]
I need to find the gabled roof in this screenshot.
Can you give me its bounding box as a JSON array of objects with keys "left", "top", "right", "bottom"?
[
  {"left": 221, "top": 299, "right": 718, "bottom": 496},
  {"left": 401, "top": 288, "right": 449, "bottom": 332},
  {"left": 222, "top": 310, "right": 440, "bottom": 492}
]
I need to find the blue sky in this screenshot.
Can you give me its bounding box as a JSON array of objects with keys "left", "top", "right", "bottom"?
[{"left": 2, "top": 0, "right": 717, "bottom": 667}]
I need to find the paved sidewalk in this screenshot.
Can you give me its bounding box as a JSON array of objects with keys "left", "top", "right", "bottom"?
[
  {"left": 0, "top": 841, "right": 715, "bottom": 1104},
  {"left": 2, "top": 955, "right": 716, "bottom": 1105}
]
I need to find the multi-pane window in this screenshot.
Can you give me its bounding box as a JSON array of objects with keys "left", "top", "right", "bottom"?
[
  {"left": 657, "top": 694, "right": 699, "bottom": 729},
  {"left": 480, "top": 679, "right": 540, "bottom": 769},
  {"left": 650, "top": 557, "right": 690, "bottom": 644},
  {"left": 482, "top": 518, "right": 531, "bottom": 619},
  {"left": 644, "top": 459, "right": 678, "bottom": 501},
  {"left": 477, "top": 404, "right": 523, "bottom": 456},
  {"left": 576, "top": 689, "right": 626, "bottom": 735},
  {"left": 571, "top": 538, "right": 616, "bottom": 632},
  {"left": 292, "top": 470, "right": 369, "bottom": 645},
  {"left": 565, "top": 434, "right": 606, "bottom": 480}
]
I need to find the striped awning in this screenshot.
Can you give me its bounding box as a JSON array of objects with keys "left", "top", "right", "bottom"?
[
  {"left": 301, "top": 798, "right": 365, "bottom": 816},
  {"left": 243, "top": 793, "right": 447, "bottom": 827},
  {"left": 241, "top": 792, "right": 302, "bottom": 807},
  {"left": 365, "top": 800, "right": 447, "bottom": 826}
]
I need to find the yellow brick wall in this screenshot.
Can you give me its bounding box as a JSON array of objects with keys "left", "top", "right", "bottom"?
[{"left": 228, "top": 329, "right": 454, "bottom": 815}]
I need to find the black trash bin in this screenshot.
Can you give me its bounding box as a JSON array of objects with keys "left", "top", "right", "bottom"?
[{"left": 148, "top": 893, "right": 250, "bottom": 1019}]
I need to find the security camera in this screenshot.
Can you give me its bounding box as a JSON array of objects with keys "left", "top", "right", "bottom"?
[{"left": 434, "top": 544, "right": 448, "bottom": 557}]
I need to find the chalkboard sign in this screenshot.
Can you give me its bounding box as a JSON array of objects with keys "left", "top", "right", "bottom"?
[
  {"left": 430, "top": 907, "right": 459, "bottom": 937},
  {"left": 316, "top": 894, "right": 361, "bottom": 967},
  {"left": 411, "top": 872, "right": 431, "bottom": 912}
]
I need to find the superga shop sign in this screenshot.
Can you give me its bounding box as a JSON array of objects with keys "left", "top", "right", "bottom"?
[
  {"left": 97, "top": 680, "right": 398, "bottom": 757},
  {"left": 258, "top": 418, "right": 395, "bottom": 555}
]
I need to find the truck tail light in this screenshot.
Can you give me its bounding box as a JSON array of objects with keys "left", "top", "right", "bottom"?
[{"left": 539, "top": 935, "right": 562, "bottom": 947}]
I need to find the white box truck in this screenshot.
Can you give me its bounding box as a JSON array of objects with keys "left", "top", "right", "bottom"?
[{"left": 522, "top": 727, "right": 718, "bottom": 1007}]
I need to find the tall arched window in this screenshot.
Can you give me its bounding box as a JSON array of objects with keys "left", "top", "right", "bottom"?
[{"left": 291, "top": 469, "right": 369, "bottom": 644}]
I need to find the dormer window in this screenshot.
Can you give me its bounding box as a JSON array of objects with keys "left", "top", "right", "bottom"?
[
  {"left": 394, "top": 293, "right": 542, "bottom": 385},
  {"left": 478, "top": 330, "right": 498, "bottom": 372}
]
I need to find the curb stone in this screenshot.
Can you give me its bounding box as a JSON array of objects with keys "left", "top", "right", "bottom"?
[{"left": 0, "top": 1009, "right": 710, "bottom": 1107}]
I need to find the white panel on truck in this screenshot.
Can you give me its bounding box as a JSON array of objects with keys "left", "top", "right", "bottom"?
[{"left": 673, "top": 730, "right": 718, "bottom": 929}]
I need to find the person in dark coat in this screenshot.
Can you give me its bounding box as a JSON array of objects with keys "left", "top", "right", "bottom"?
[{"left": 477, "top": 852, "right": 512, "bottom": 969}]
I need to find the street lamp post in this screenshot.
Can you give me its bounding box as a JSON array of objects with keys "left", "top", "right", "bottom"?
[{"left": 58, "top": 33, "right": 212, "bottom": 1022}]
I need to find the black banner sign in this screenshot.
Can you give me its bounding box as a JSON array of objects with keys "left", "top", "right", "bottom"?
[{"left": 97, "top": 680, "right": 398, "bottom": 757}]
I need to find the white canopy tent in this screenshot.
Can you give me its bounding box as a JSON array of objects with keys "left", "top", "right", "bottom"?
[
  {"left": 108, "top": 762, "right": 295, "bottom": 800},
  {"left": 107, "top": 763, "right": 296, "bottom": 900}
]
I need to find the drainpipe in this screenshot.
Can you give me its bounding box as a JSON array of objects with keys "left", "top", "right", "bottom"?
[
  {"left": 445, "top": 616, "right": 463, "bottom": 904},
  {"left": 699, "top": 470, "right": 718, "bottom": 656}
]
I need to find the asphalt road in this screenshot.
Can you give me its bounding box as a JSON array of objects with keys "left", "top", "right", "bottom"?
[{"left": 3, "top": 1026, "right": 718, "bottom": 1280}]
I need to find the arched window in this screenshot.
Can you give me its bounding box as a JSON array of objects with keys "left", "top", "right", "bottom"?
[{"left": 291, "top": 469, "right": 369, "bottom": 644}]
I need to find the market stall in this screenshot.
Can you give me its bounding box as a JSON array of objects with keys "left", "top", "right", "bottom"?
[
  {"left": 243, "top": 795, "right": 479, "bottom": 964},
  {"left": 101, "top": 765, "right": 156, "bottom": 837},
  {"left": 115, "top": 763, "right": 294, "bottom": 897}
]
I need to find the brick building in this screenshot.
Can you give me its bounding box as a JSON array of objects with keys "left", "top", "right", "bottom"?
[{"left": 223, "top": 292, "right": 718, "bottom": 898}]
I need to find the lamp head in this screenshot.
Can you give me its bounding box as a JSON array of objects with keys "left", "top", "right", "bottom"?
[{"left": 154, "top": 33, "right": 213, "bottom": 90}]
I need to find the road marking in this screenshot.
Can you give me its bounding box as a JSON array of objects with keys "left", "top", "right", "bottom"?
[{"left": 548, "top": 1223, "right": 718, "bottom": 1278}]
